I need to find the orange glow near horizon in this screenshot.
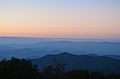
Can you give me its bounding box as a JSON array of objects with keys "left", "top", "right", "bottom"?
[{"left": 0, "top": 0, "right": 120, "bottom": 39}]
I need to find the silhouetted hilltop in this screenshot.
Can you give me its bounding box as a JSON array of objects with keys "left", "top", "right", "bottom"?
[{"left": 32, "top": 52, "right": 120, "bottom": 74}]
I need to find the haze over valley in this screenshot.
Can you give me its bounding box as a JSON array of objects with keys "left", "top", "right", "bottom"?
[{"left": 0, "top": 37, "right": 120, "bottom": 59}]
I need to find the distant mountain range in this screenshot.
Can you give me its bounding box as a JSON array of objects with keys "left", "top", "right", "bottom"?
[
  {"left": 0, "top": 37, "right": 120, "bottom": 73},
  {"left": 0, "top": 37, "right": 120, "bottom": 59},
  {"left": 32, "top": 52, "right": 120, "bottom": 74},
  {"left": 87, "top": 54, "right": 120, "bottom": 60},
  {"left": 106, "top": 55, "right": 120, "bottom": 60}
]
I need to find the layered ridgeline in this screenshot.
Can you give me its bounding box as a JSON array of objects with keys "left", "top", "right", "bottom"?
[
  {"left": 0, "top": 37, "right": 120, "bottom": 59},
  {"left": 0, "top": 37, "right": 120, "bottom": 74},
  {"left": 32, "top": 52, "right": 120, "bottom": 74}
]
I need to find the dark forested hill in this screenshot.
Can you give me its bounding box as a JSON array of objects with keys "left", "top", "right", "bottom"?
[{"left": 32, "top": 52, "right": 120, "bottom": 74}]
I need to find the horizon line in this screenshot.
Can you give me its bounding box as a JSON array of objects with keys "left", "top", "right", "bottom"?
[{"left": 0, "top": 36, "right": 120, "bottom": 40}]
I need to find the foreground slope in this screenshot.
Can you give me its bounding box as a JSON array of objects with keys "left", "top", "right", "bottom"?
[{"left": 32, "top": 52, "right": 120, "bottom": 74}]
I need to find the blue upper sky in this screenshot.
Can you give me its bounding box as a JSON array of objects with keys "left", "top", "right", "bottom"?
[{"left": 0, "top": 0, "right": 120, "bottom": 7}]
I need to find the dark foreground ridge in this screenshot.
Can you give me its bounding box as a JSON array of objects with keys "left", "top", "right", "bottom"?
[
  {"left": 32, "top": 52, "right": 120, "bottom": 74},
  {"left": 0, "top": 57, "right": 120, "bottom": 79}
]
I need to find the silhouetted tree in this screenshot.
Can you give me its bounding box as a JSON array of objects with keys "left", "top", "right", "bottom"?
[
  {"left": 0, "top": 57, "right": 120, "bottom": 79},
  {"left": 65, "top": 70, "right": 89, "bottom": 79},
  {"left": 42, "top": 58, "right": 65, "bottom": 79},
  {"left": 90, "top": 72, "right": 105, "bottom": 79},
  {"left": 0, "top": 57, "right": 39, "bottom": 79}
]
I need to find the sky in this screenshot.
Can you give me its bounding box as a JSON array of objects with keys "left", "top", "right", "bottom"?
[{"left": 0, "top": 0, "right": 120, "bottom": 39}]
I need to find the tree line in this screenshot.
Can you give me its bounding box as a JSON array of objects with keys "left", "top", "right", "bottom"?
[{"left": 0, "top": 57, "right": 120, "bottom": 79}]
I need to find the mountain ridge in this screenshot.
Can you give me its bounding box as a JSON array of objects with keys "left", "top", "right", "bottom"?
[{"left": 32, "top": 52, "right": 120, "bottom": 74}]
